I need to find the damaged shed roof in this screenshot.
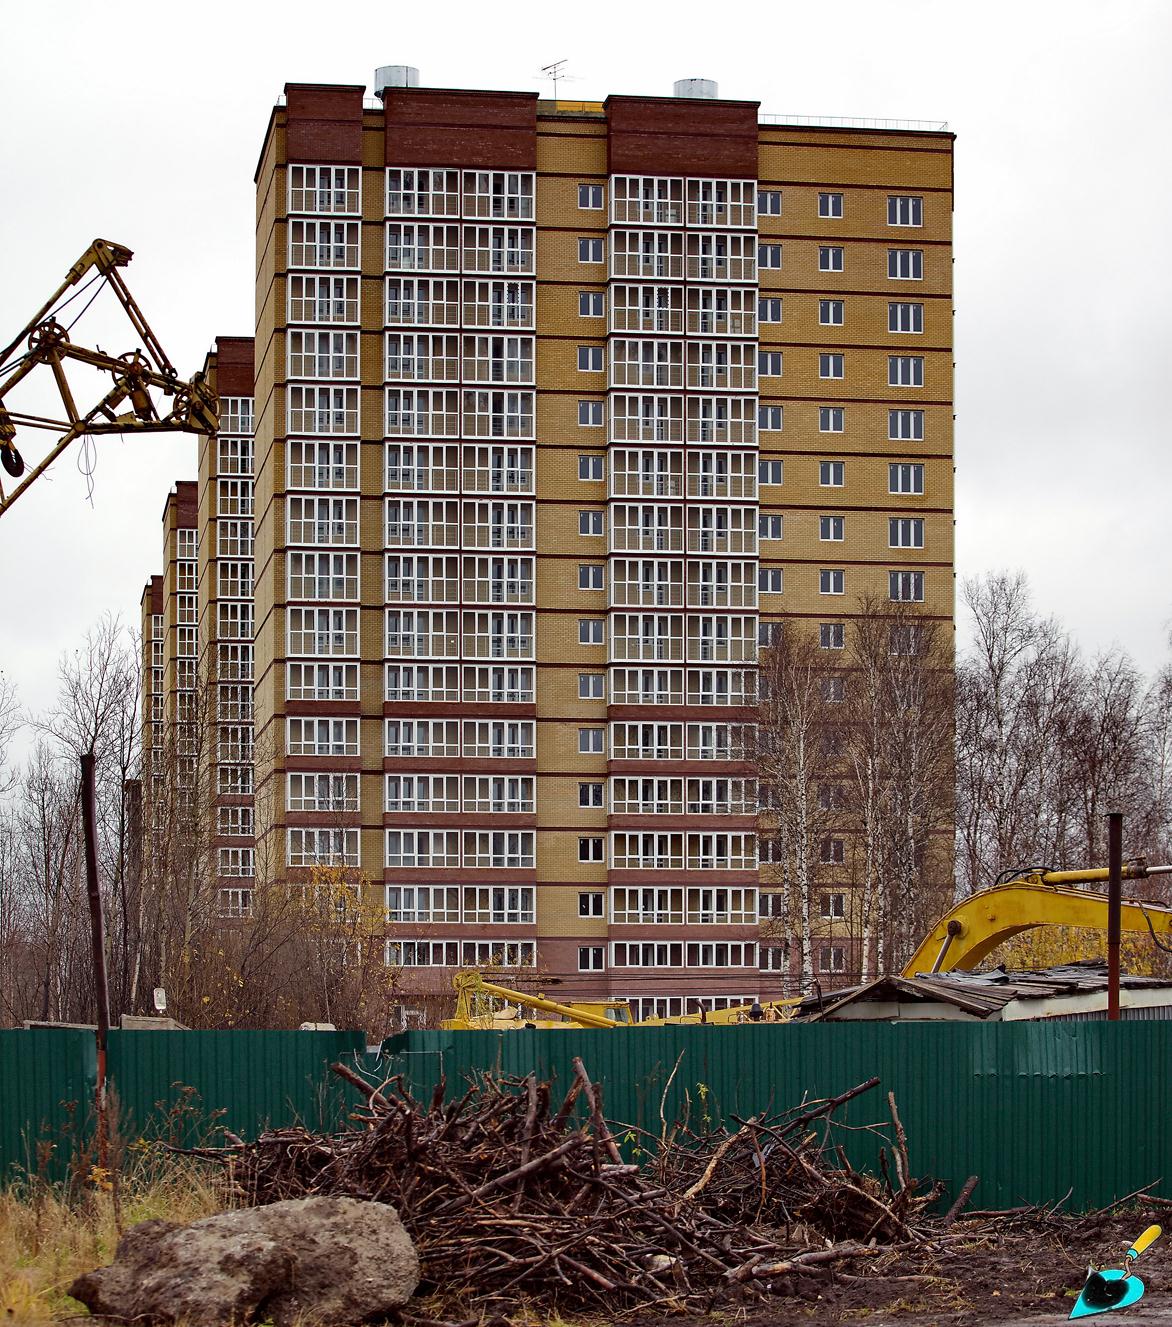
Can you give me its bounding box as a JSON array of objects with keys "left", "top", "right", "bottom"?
[{"left": 794, "top": 961, "right": 1172, "bottom": 1022}]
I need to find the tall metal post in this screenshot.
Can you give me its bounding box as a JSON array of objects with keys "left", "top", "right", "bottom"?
[
  {"left": 1107, "top": 811, "right": 1123, "bottom": 1022},
  {"left": 81, "top": 750, "right": 111, "bottom": 1151}
]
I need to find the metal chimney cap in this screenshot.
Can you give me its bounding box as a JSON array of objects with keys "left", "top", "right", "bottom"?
[
  {"left": 375, "top": 65, "right": 420, "bottom": 96},
  {"left": 673, "top": 78, "right": 719, "bottom": 99}
]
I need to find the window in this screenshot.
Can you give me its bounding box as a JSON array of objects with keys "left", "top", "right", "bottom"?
[
  {"left": 889, "top": 518, "right": 925, "bottom": 549},
  {"left": 578, "top": 237, "right": 604, "bottom": 263},
  {"left": 822, "top": 676, "right": 845, "bottom": 703},
  {"left": 758, "top": 243, "right": 782, "bottom": 269},
  {"left": 578, "top": 183, "right": 604, "bottom": 209},
  {"left": 579, "top": 837, "right": 605, "bottom": 863},
  {"left": 819, "top": 460, "right": 844, "bottom": 487},
  {"left": 818, "top": 191, "right": 844, "bottom": 218},
  {"left": 578, "top": 345, "right": 604, "bottom": 372},
  {"left": 218, "top": 849, "right": 255, "bottom": 879},
  {"left": 819, "top": 515, "right": 844, "bottom": 541},
  {"left": 288, "top": 551, "right": 358, "bottom": 601},
  {"left": 821, "top": 891, "right": 846, "bottom": 918},
  {"left": 287, "top": 716, "right": 359, "bottom": 757},
  {"left": 819, "top": 623, "right": 845, "bottom": 651},
  {"left": 819, "top": 299, "right": 843, "bottom": 325},
  {"left": 758, "top": 405, "right": 783, "bottom": 431},
  {"left": 579, "top": 891, "right": 605, "bottom": 917},
  {"left": 288, "top": 606, "right": 357, "bottom": 655},
  {"left": 759, "top": 514, "right": 783, "bottom": 540},
  {"left": 888, "top": 249, "right": 923, "bottom": 280},
  {"left": 759, "top": 351, "right": 782, "bottom": 376},
  {"left": 579, "top": 619, "right": 604, "bottom": 645},
  {"left": 819, "top": 352, "right": 844, "bottom": 379},
  {"left": 820, "top": 569, "right": 845, "bottom": 595},
  {"left": 889, "top": 301, "right": 924, "bottom": 333},
  {"left": 819, "top": 406, "right": 844, "bottom": 433},
  {"left": 579, "top": 727, "right": 604, "bottom": 754},
  {"left": 888, "top": 195, "right": 923, "bottom": 227},
  {"left": 579, "top": 783, "right": 604, "bottom": 809},
  {"left": 579, "top": 672, "right": 605, "bottom": 699},
  {"left": 820, "top": 837, "right": 845, "bottom": 864},
  {"left": 758, "top": 297, "right": 782, "bottom": 322},
  {"left": 218, "top": 434, "right": 254, "bottom": 474},
  {"left": 890, "top": 624, "right": 924, "bottom": 656},
  {"left": 579, "top": 291, "right": 604, "bottom": 317},
  {"left": 819, "top": 945, "right": 846, "bottom": 973},
  {"left": 578, "top": 946, "right": 605, "bottom": 972},
  {"left": 889, "top": 409, "right": 925, "bottom": 441},
  {"left": 578, "top": 564, "right": 604, "bottom": 590},
  {"left": 579, "top": 510, "right": 604, "bottom": 536},
  {"left": 889, "top": 462, "right": 924, "bottom": 495},
  {"left": 578, "top": 400, "right": 604, "bottom": 426},
  {"left": 290, "top": 164, "right": 360, "bottom": 214},
  {"left": 758, "top": 189, "right": 782, "bottom": 215},
  {"left": 578, "top": 454, "right": 604, "bottom": 480},
  {"left": 759, "top": 459, "right": 783, "bottom": 485},
  {"left": 819, "top": 246, "right": 843, "bottom": 272},
  {"left": 759, "top": 567, "right": 783, "bottom": 593},
  {"left": 889, "top": 355, "right": 924, "bottom": 387},
  {"left": 819, "top": 783, "right": 846, "bottom": 811},
  {"left": 889, "top": 570, "right": 925, "bottom": 602}
]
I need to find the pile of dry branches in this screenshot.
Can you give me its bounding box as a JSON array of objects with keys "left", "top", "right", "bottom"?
[{"left": 182, "top": 1057, "right": 964, "bottom": 1311}]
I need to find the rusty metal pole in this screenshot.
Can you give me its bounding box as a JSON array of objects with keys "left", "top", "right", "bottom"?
[
  {"left": 81, "top": 750, "right": 111, "bottom": 1158},
  {"left": 1107, "top": 811, "right": 1123, "bottom": 1022}
]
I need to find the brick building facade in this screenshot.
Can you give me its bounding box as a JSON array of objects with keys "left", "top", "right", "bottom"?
[{"left": 140, "top": 72, "right": 954, "bottom": 1013}]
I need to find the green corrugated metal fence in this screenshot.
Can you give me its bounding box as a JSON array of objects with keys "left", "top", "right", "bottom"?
[
  {"left": 107, "top": 1028, "right": 368, "bottom": 1147},
  {"left": 374, "top": 1022, "right": 1172, "bottom": 1212},
  {"left": 3, "top": 1022, "right": 1172, "bottom": 1210},
  {"left": 0, "top": 1028, "right": 364, "bottom": 1181},
  {"left": 0, "top": 1028, "right": 97, "bottom": 1182}
]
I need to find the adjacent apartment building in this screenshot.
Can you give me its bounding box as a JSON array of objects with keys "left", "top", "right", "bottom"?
[{"left": 141, "top": 70, "right": 954, "bottom": 1015}]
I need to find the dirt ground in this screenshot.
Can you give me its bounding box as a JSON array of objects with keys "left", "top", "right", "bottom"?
[{"left": 627, "top": 1214, "right": 1172, "bottom": 1325}]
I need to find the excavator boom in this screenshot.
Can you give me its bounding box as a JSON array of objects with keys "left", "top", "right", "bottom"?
[{"left": 902, "top": 864, "right": 1172, "bottom": 976}]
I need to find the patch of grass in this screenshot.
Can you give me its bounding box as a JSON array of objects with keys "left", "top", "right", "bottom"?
[{"left": 0, "top": 1157, "right": 224, "bottom": 1322}]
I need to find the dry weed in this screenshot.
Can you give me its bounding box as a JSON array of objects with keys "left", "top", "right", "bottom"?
[{"left": 0, "top": 1157, "right": 225, "bottom": 1322}]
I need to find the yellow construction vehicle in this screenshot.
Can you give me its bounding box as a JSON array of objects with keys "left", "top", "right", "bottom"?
[
  {"left": 0, "top": 238, "right": 217, "bottom": 516},
  {"left": 902, "top": 862, "right": 1172, "bottom": 976},
  {"left": 441, "top": 970, "right": 796, "bottom": 1030},
  {"left": 442, "top": 971, "right": 635, "bottom": 1030},
  {"left": 441, "top": 863, "right": 1172, "bottom": 1031}
]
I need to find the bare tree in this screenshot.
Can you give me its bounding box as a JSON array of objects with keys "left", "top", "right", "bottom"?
[
  {"left": 0, "top": 670, "right": 20, "bottom": 797},
  {"left": 755, "top": 625, "right": 840, "bottom": 992}
]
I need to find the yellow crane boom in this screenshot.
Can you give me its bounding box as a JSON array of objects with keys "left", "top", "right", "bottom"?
[
  {"left": 0, "top": 238, "right": 217, "bottom": 515},
  {"left": 445, "top": 972, "right": 630, "bottom": 1029}
]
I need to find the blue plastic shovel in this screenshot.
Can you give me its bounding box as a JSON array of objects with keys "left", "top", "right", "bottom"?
[{"left": 1071, "top": 1224, "right": 1161, "bottom": 1319}]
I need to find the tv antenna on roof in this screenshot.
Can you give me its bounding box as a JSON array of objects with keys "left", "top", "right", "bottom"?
[{"left": 540, "top": 60, "right": 568, "bottom": 99}]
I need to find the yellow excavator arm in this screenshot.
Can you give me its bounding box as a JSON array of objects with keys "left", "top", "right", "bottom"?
[
  {"left": 902, "top": 864, "right": 1172, "bottom": 976},
  {"left": 0, "top": 238, "right": 217, "bottom": 516}
]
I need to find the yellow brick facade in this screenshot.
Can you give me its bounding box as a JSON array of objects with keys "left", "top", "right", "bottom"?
[{"left": 139, "top": 81, "right": 953, "bottom": 1013}]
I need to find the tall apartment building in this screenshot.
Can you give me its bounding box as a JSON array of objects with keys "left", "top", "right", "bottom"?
[
  {"left": 198, "top": 337, "right": 258, "bottom": 908},
  {"left": 143, "top": 71, "right": 954, "bottom": 1014},
  {"left": 140, "top": 483, "right": 199, "bottom": 861}
]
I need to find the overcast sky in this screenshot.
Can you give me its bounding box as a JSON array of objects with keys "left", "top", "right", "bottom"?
[{"left": 1, "top": 0, "right": 1170, "bottom": 730}]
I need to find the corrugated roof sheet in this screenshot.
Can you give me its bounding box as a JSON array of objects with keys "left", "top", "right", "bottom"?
[{"left": 795, "top": 961, "right": 1172, "bottom": 1021}]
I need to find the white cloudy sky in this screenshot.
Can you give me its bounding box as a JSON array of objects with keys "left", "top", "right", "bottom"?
[{"left": 1, "top": 0, "right": 1170, "bottom": 728}]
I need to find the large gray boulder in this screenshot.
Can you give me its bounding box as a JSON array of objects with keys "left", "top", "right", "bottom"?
[{"left": 69, "top": 1195, "right": 419, "bottom": 1326}]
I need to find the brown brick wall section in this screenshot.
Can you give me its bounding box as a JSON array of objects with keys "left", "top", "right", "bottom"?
[
  {"left": 383, "top": 89, "right": 538, "bottom": 168},
  {"left": 215, "top": 336, "right": 255, "bottom": 396},
  {"left": 605, "top": 96, "right": 760, "bottom": 177},
  {"left": 284, "top": 84, "right": 364, "bottom": 163}
]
